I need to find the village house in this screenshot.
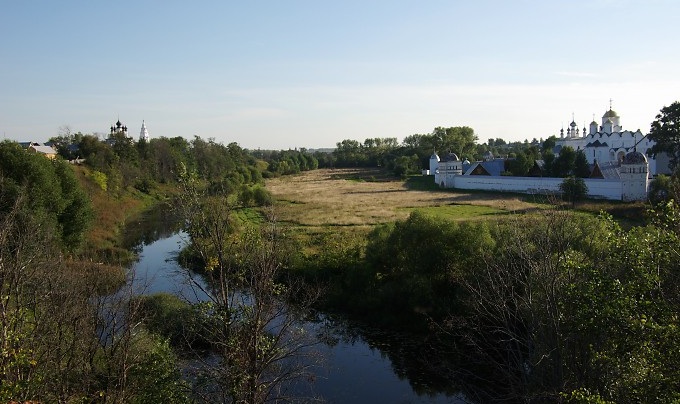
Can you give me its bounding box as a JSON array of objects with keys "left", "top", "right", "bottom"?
[{"left": 20, "top": 142, "right": 58, "bottom": 159}]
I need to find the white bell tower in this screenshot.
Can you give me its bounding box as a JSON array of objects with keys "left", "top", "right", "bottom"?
[{"left": 139, "top": 120, "right": 150, "bottom": 142}]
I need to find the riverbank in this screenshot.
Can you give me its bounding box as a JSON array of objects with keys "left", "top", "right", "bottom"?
[{"left": 73, "top": 164, "right": 177, "bottom": 263}]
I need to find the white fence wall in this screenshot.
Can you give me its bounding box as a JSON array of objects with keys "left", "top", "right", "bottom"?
[{"left": 451, "top": 176, "right": 623, "bottom": 200}]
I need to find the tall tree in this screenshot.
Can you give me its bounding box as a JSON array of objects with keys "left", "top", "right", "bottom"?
[
  {"left": 175, "top": 168, "right": 318, "bottom": 402},
  {"left": 574, "top": 150, "right": 591, "bottom": 178},
  {"left": 433, "top": 126, "right": 478, "bottom": 160},
  {"left": 553, "top": 146, "right": 577, "bottom": 177},
  {"left": 507, "top": 152, "right": 532, "bottom": 176},
  {"left": 560, "top": 176, "right": 588, "bottom": 207},
  {"left": 648, "top": 101, "right": 680, "bottom": 171},
  {"left": 542, "top": 136, "right": 557, "bottom": 153}
]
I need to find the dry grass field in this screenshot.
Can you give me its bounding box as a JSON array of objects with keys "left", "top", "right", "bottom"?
[{"left": 265, "top": 168, "right": 541, "bottom": 228}]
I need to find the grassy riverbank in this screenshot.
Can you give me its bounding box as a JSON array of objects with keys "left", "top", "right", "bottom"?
[{"left": 73, "top": 165, "right": 176, "bottom": 263}]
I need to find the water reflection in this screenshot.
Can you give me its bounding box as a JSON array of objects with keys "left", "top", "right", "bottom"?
[
  {"left": 126, "top": 209, "right": 468, "bottom": 403},
  {"left": 122, "top": 202, "right": 183, "bottom": 252},
  {"left": 308, "top": 314, "right": 467, "bottom": 403}
]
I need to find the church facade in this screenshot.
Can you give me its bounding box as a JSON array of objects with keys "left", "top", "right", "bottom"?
[{"left": 554, "top": 107, "right": 670, "bottom": 176}]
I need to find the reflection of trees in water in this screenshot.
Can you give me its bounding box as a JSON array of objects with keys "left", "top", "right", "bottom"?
[
  {"left": 122, "top": 202, "right": 184, "bottom": 252},
  {"left": 311, "top": 313, "right": 464, "bottom": 399}
]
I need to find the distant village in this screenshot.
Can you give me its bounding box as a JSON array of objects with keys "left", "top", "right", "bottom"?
[{"left": 18, "top": 118, "right": 150, "bottom": 162}]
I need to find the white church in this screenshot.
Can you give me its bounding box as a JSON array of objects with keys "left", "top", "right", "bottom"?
[
  {"left": 554, "top": 106, "right": 669, "bottom": 176},
  {"left": 431, "top": 106, "right": 658, "bottom": 202},
  {"left": 106, "top": 119, "right": 150, "bottom": 143}
]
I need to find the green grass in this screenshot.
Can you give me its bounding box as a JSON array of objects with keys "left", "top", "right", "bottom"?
[
  {"left": 403, "top": 175, "right": 442, "bottom": 191},
  {"left": 233, "top": 207, "right": 266, "bottom": 224},
  {"left": 404, "top": 204, "right": 506, "bottom": 221}
]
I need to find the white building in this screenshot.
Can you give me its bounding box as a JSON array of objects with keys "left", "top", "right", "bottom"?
[
  {"left": 140, "top": 120, "right": 150, "bottom": 142},
  {"left": 554, "top": 107, "right": 670, "bottom": 175},
  {"left": 431, "top": 105, "right": 659, "bottom": 201},
  {"left": 433, "top": 149, "right": 650, "bottom": 201}
]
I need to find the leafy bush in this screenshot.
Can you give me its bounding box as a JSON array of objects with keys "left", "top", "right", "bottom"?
[
  {"left": 90, "top": 170, "right": 108, "bottom": 191},
  {"left": 135, "top": 293, "right": 210, "bottom": 351},
  {"left": 252, "top": 186, "right": 272, "bottom": 206}
]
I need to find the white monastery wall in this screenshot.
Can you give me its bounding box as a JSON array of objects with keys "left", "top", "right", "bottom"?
[{"left": 451, "top": 176, "right": 625, "bottom": 201}]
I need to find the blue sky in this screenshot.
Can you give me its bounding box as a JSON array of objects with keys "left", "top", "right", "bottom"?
[{"left": 2, "top": 0, "right": 679, "bottom": 149}]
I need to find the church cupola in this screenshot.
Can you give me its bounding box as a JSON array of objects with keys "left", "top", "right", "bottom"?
[
  {"left": 602, "top": 100, "right": 622, "bottom": 132},
  {"left": 110, "top": 118, "right": 128, "bottom": 136},
  {"left": 590, "top": 118, "right": 598, "bottom": 135},
  {"left": 429, "top": 150, "right": 440, "bottom": 174},
  {"left": 569, "top": 119, "right": 577, "bottom": 138},
  {"left": 603, "top": 117, "right": 613, "bottom": 134}
]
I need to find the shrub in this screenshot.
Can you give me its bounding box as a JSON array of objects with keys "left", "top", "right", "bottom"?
[
  {"left": 252, "top": 186, "right": 273, "bottom": 206},
  {"left": 91, "top": 170, "right": 108, "bottom": 191}
]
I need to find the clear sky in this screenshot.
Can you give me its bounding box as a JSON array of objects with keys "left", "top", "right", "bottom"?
[{"left": 2, "top": 0, "right": 679, "bottom": 150}]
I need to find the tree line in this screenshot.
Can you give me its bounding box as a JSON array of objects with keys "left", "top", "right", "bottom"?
[
  {"left": 325, "top": 130, "right": 601, "bottom": 179},
  {"left": 48, "top": 131, "right": 319, "bottom": 196}
]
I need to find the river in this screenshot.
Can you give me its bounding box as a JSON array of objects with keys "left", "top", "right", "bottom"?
[{"left": 127, "top": 213, "right": 468, "bottom": 403}]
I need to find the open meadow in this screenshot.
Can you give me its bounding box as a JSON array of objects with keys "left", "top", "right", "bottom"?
[{"left": 265, "top": 168, "right": 542, "bottom": 229}]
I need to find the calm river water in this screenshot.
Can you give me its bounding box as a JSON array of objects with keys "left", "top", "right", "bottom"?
[{"left": 128, "top": 216, "right": 468, "bottom": 403}]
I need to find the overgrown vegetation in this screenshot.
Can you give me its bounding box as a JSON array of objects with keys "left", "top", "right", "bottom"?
[
  {"left": 171, "top": 167, "right": 319, "bottom": 403},
  {"left": 290, "top": 199, "right": 680, "bottom": 402},
  {"left": 0, "top": 137, "right": 287, "bottom": 402},
  {"left": 0, "top": 148, "right": 188, "bottom": 402}
]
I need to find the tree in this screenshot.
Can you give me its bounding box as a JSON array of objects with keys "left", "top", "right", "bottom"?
[
  {"left": 553, "top": 146, "right": 577, "bottom": 177},
  {"left": 433, "top": 126, "right": 478, "bottom": 160},
  {"left": 49, "top": 126, "right": 84, "bottom": 160},
  {"left": 648, "top": 174, "right": 680, "bottom": 205},
  {"left": 0, "top": 141, "right": 92, "bottom": 252},
  {"left": 560, "top": 176, "right": 588, "bottom": 207},
  {"left": 175, "top": 167, "right": 318, "bottom": 402},
  {"left": 392, "top": 154, "right": 420, "bottom": 177},
  {"left": 542, "top": 136, "right": 557, "bottom": 153},
  {"left": 147, "top": 137, "right": 189, "bottom": 183},
  {"left": 542, "top": 151, "right": 556, "bottom": 177},
  {"left": 507, "top": 151, "right": 533, "bottom": 176},
  {"left": 574, "top": 150, "right": 591, "bottom": 178},
  {"left": 334, "top": 139, "right": 367, "bottom": 167},
  {"left": 449, "top": 210, "right": 607, "bottom": 401},
  {"left": 648, "top": 101, "right": 680, "bottom": 171}
]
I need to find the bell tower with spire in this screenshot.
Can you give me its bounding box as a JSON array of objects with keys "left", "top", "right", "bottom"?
[{"left": 139, "top": 120, "right": 150, "bottom": 142}]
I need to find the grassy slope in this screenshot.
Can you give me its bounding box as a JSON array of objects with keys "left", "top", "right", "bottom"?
[{"left": 73, "top": 165, "right": 173, "bottom": 262}]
